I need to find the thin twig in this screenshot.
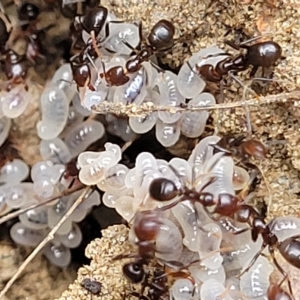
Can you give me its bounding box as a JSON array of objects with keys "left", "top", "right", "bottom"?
[
  {"left": 91, "top": 90, "right": 300, "bottom": 117},
  {"left": 0, "top": 187, "right": 91, "bottom": 299},
  {"left": 0, "top": 183, "right": 85, "bottom": 225}
]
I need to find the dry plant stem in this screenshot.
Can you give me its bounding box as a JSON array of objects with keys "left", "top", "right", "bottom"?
[
  {"left": 0, "top": 187, "right": 91, "bottom": 299},
  {"left": 0, "top": 183, "right": 86, "bottom": 225},
  {"left": 91, "top": 90, "right": 300, "bottom": 117}
]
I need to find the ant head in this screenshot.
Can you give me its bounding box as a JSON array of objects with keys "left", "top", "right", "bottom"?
[{"left": 242, "top": 139, "right": 268, "bottom": 160}]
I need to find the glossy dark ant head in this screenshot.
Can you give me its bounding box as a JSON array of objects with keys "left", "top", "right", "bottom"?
[
  {"left": 80, "top": 6, "right": 108, "bottom": 36},
  {"left": 148, "top": 20, "right": 175, "bottom": 51},
  {"left": 149, "top": 178, "right": 179, "bottom": 201},
  {"left": 122, "top": 261, "right": 145, "bottom": 283},
  {"left": 18, "top": 2, "right": 40, "bottom": 22}
]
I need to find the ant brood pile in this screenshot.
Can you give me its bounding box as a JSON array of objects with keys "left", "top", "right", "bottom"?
[
  {"left": 0, "top": 2, "right": 292, "bottom": 299},
  {"left": 76, "top": 135, "right": 299, "bottom": 300}
]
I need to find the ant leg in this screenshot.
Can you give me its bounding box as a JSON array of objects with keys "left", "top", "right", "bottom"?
[
  {"left": 224, "top": 40, "right": 242, "bottom": 51},
  {"left": 209, "top": 143, "right": 232, "bottom": 155},
  {"left": 269, "top": 248, "right": 295, "bottom": 300},
  {"left": 250, "top": 66, "right": 258, "bottom": 77},
  {"left": 236, "top": 243, "right": 266, "bottom": 279},
  {"left": 89, "top": 30, "right": 102, "bottom": 58}
]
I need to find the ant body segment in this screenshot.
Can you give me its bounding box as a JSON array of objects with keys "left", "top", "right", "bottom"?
[
  {"left": 211, "top": 134, "right": 268, "bottom": 161},
  {"left": 100, "top": 20, "right": 175, "bottom": 87},
  {"left": 195, "top": 40, "right": 282, "bottom": 82}
]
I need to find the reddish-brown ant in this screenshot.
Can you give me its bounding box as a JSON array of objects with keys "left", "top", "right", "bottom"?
[
  {"left": 195, "top": 40, "right": 282, "bottom": 82},
  {"left": 100, "top": 19, "right": 175, "bottom": 87},
  {"left": 211, "top": 134, "right": 268, "bottom": 161}
]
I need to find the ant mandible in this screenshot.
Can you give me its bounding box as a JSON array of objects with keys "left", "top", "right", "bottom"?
[
  {"left": 100, "top": 19, "right": 175, "bottom": 87},
  {"left": 195, "top": 39, "right": 282, "bottom": 82}
]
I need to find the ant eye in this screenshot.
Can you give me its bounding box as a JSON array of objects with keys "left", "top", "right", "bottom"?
[{"left": 149, "top": 178, "right": 178, "bottom": 201}]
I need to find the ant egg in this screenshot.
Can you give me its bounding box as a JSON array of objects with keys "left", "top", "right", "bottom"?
[
  {"left": 177, "top": 61, "right": 206, "bottom": 99},
  {"left": 39, "top": 138, "right": 71, "bottom": 165},
  {"left": 0, "top": 116, "right": 11, "bottom": 147},
  {"left": 169, "top": 157, "right": 192, "bottom": 183},
  {"left": 58, "top": 224, "right": 82, "bottom": 249},
  {"left": 190, "top": 265, "right": 226, "bottom": 285},
  {"left": 200, "top": 152, "right": 234, "bottom": 197},
  {"left": 61, "top": 107, "right": 85, "bottom": 137},
  {"left": 134, "top": 152, "right": 158, "bottom": 186},
  {"left": 102, "top": 189, "right": 119, "bottom": 208},
  {"left": 77, "top": 151, "right": 102, "bottom": 168},
  {"left": 5, "top": 182, "right": 34, "bottom": 209},
  {"left": 200, "top": 278, "right": 234, "bottom": 300},
  {"left": 129, "top": 90, "right": 160, "bottom": 134},
  {"left": 170, "top": 278, "right": 194, "bottom": 300},
  {"left": 19, "top": 205, "right": 49, "bottom": 230},
  {"left": 104, "top": 142, "right": 122, "bottom": 162},
  {"left": 155, "top": 218, "right": 183, "bottom": 261},
  {"left": 157, "top": 71, "right": 185, "bottom": 124},
  {"left": 36, "top": 86, "right": 69, "bottom": 140},
  {"left": 172, "top": 200, "right": 200, "bottom": 252},
  {"left": 103, "top": 23, "right": 140, "bottom": 56},
  {"left": 232, "top": 166, "right": 250, "bottom": 191},
  {"left": 268, "top": 216, "right": 300, "bottom": 241},
  {"left": 181, "top": 92, "right": 216, "bottom": 138},
  {"left": 155, "top": 119, "right": 181, "bottom": 147},
  {"left": 125, "top": 168, "right": 136, "bottom": 188},
  {"left": 104, "top": 164, "right": 129, "bottom": 190},
  {"left": 142, "top": 62, "right": 158, "bottom": 89},
  {"left": 42, "top": 243, "right": 71, "bottom": 267},
  {"left": 115, "top": 195, "right": 135, "bottom": 222},
  {"left": 10, "top": 222, "right": 46, "bottom": 247},
  {"left": 187, "top": 135, "right": 221, "bottom": 179},
  {"left": 1, "top": 85, "right": 30, "bottom": 118},
  {"left": 51, "top": 63, "right": 76, "bottom": 100},
  {"left": 83, "top": 89, "right": 108, "bottom": 110},
  {"left": 63, "top": 120, "right": 105, "bottom": 158},
  {"left": 113, "top": 69, "right": 148, "bottom": 105},
  {"left": 71, "top": 92, "right": 91, "bottom": 117},
  {"left": 0, "top": 159, "right": 29, "bottom": 184},
  {"left": 106, "top": 114, "right": 136, "bottom": 142},
  {"left": 239, "top": 256, "right": 273, "bottom": 300},
  {"left": 199, "top": 223, "right": 223, "bottom": 270},
  {"left": 79, "top": 151, "right": 117, "bottom": 185},
  {"left": 47, "top": 197, "right": 73, "bottom": 235},
  {"left": 70, "top": 190, "right": 101, "bottom": 223}
]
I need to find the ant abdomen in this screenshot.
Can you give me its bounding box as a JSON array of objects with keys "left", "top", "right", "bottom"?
[
  {"left": 148, "top": 19, "right": 175, "bottom": 50},
  {"left": 149, "top": 178, "right": 179, "bottom": 201},
  {"left": 278, "top": 238, "right": 300, "bottom": 269}
]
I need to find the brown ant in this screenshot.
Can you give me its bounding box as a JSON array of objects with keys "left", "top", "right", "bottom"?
[
  {"left": 100, "top": 19, "right": 175, "bottom": 87},
  {"left": 211, "top": 134, "right": 268, "bottom": 161},
  {"left": 195, "top": 40, "right": 282, "bottom": 82}
]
